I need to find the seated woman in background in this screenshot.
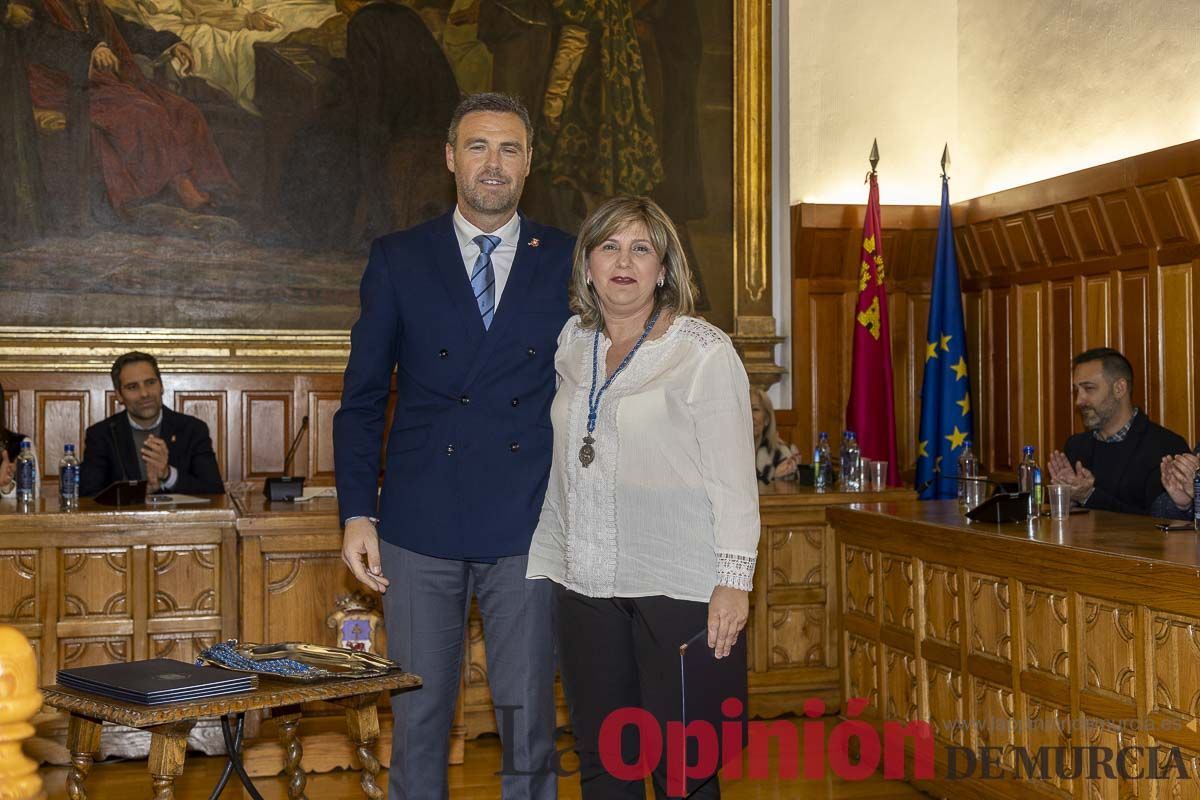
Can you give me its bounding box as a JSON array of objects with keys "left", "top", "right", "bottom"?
[
  {"left": 0, "top": 381, "right": 32, "bottom": 496},
  {"left": 751, "top": 386, "right": 800, "bottom": 482}
]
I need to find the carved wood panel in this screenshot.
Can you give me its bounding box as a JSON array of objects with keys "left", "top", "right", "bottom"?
[
  {"left": 243, "top": 392, "right": 293, "bottom": 479},
  {"left": 1149, "top": 612, "right": 1200, "bottom": 718},
  {"left": 1157, "top": 264, "right": 1195, "bottom": 438},
  {"left": 1082, "top": 597, "right": 1137, "bottom": 700},
  {"left": 1083, "top": 276, "right": 1111, "bottom": 351},
  {"left": 61, "top": 548, "right": 129, "bottom": 618},
  {"left": 35, "top": 391, "right": 88, "bottom": 476},
  {"left": 883, "top": 646, "right": 918, "bottom": 723},
  {"left": 150, "top": 631, "right": 220, "bottom": 664},
  {"left": 150, "top": 545, "right": 220, "bottom": 617},
  {"left": 1015, "top": 284, "right": 1044, "bottom": 453},
  {"left": 1023, "top": 585, "right": 1070, "bottom": 679},
  {"left": 880, "top": 553, "right": 915, "bottom": 633},
  {"left": 926, "top": 663, "right": 965, "bottom": 746},
  {"left": 263, "top": 552, "right": 374, "bottom": 646},
  {"left": 1024, "top": 697, "right": 1074, "bottom": 796},
  {"left": 0, "top": 549, "right": 37, "bottom": 622},
  {"left": 843, "top": 545, "right": 876, "bottom": 621},
  {"left": 307, "top": 391, "right": 341, "bottom": 483},
  {"left": 968, "top": 573, "right": 1011, "bottom": 663},
  {"left": 59, "top": 637, "right": 131, "bottom": 668},
  {"left": 767, "top": 605, "right": 824, "bottom": 668},
  {"left": 922, "top": 562, "right": 960, "bottom": 647},
  {"left": 175, "top": 392, "right": 227, "bottom": 483},
  {"left": 1081, "top": 716, "right": 1141, "bottom": 800},
  {"left": 970, "top": 679, "right": 1016, "bottom": 769},
  {"left": 1146, "top": 738, "right": 1200, "bottom": 800},
  {"left": 844, "top": 633, "right": 879, "bottom": 716},
  {"left": 767, "top": 527, "right": 823, "bottom": 588}
]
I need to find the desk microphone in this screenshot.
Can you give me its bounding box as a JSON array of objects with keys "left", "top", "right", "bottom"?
[
  {"left": 109, "top": 419, "right": 130, "bottom": 481},
  {"left": 916, "top": 473, "right": 1032, "bottom": 523},
  {"left": 264, "top": 415, "right": 309, "bottom": 502}
]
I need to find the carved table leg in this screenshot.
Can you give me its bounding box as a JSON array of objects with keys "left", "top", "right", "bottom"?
[
  {"left": 65, "top": 715, "right": 102, "bottom": 800},
  {"left": 147, "top": 720, "right": 195, "bottom": 800},
  {"left": 344, "top": 703, "right": 383, "bottom": 799},
  {"left": 275, "top": 706, "right": 307, "bottom": 799}
]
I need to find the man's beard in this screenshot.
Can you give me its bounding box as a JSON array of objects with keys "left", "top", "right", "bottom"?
[
  {"left": 1079, "top": 396, "right": 1117, "bottom": 431},
  {"left": 459, "top": 172, "right": 523, "bottom": 216}
]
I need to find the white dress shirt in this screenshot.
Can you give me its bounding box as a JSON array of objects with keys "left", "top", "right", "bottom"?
[
  {"left": 527, "top": 315, "right": 761, "bottom": 603},
  {"left": 452, "top": 207, "right": 521, "bottom": 310}
]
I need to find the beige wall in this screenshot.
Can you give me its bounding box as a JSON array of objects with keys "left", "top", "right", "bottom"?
[{"left": 791, "top": 0, "right": 1200, "bottom": 204}]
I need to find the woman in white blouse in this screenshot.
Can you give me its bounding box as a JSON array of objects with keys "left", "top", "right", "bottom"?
[{"left": 527, "top": 196, "right": 760, "bottom": 798}]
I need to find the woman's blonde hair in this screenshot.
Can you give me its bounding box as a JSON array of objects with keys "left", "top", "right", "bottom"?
[
  {"left": 750, "top": 386, "right": 785, "bottom": 452},
  {"left": 568, "top": 195, "right": 696, "bottom": 329}
]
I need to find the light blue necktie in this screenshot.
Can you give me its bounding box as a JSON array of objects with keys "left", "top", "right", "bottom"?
[{"left": 471, "top": 234, "right": 501, "bottom": 330}]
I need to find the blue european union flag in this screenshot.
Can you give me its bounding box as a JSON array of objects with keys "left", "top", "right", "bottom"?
[{"left": 916, "top": 177, "right": 975, "bottom": 499}]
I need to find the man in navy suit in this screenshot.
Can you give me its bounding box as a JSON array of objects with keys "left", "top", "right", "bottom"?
[
  {"left": 334, "top": 93, "right": 573, "bottom": 799},
  {"left": 80, "top": 352, "right": 224, "bottom": 496}
]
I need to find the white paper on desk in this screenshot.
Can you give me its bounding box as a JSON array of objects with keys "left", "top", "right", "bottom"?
[
  {"left": 294, "top": 486, "right": 337, "bottom": 502},
  {"left": 148, "top": 494, "right": 212, "bottom": 505}
]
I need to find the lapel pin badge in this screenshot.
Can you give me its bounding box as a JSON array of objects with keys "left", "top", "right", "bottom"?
[
  {"left": 528, "top": 238, "right": 540, "bottom": 248},
  {"left": 170, "top": 434, "right": 177, "bottom": 443}
]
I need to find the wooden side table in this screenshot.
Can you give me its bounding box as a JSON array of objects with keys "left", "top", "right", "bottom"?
[{"left": 41, "top": 671, "right": 420, "bottom": 800}]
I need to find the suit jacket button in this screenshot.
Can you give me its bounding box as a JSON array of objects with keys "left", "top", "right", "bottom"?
[
  {"left": 460, "top": 395, "right": 470, "bottom": 405},
  {"left": 446, "top": 444, "right": 455, "bottom": 455},
  {"left": 527, "top": 347, "right": 536, "bottom": 357},
  {"left": 439, "top": 349, "right": 449, "bottom": 359},
  {"left": 511, "top": 397, "right": 519, "bottom": 407},
  {"left": 509, "top": 442, "right": 520, "bottom": 452}
]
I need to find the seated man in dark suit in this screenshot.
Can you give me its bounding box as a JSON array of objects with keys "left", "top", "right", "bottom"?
[
  {"left": 1048, "top": 347, "right": 1189, "bottom": 515},
  {"left": 80, "top": 351, "right": 224, "bottom": 496}
]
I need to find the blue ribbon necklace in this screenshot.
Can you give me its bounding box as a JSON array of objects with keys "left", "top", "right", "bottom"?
[{"left": 580, "top": 307, "right": 663, "bottom": 468}]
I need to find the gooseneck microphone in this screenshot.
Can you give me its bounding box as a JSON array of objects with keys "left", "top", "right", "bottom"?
[{"left": 264, "top": 416, "right": 310, "bottom": 501}]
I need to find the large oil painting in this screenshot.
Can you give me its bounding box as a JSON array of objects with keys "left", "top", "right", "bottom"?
[{"left": 0, "top": 0, "right": 735, "bottom": 332}]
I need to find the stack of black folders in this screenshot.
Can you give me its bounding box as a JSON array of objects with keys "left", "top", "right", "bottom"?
[{"left": 57, "top": 659, "right": 257, "bottom": 705}]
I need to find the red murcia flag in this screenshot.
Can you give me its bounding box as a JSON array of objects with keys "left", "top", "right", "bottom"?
[{"left": 845, "top": 172, "right": 900, "bottom": 486}]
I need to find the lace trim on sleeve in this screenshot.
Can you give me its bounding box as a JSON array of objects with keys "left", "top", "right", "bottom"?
[{"left": 716, "top": 551, "right": 756, "bottom": 592}]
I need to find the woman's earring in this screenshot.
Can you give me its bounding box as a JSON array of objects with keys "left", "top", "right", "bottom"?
[
  {"left": 586, "top": 274, "right": 592, "bottom": 286},
  {"left": 656, "top": 276, "right": 665, "bottom": 288}
]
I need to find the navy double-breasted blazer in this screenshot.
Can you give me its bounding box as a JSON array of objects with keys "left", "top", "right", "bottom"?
[{"left": 333, "top": 212, "right": 574, "bottom": 560}]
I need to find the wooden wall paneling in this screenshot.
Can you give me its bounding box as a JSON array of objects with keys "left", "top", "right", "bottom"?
[
  {"left": 971, "top": 221, "right": 1011, "bottom": 275},
  {"left": 1014, "top": 284, "right": 1044, "bottom": 462},
  {"left": 307, "top": 389, "right": 341, "bottom": 484},
  {"left": 3, "top": 388, "right": 16, "bottom": 435},
  {"left": 174, "top": 392, "right": 228, "bottom": 483},
  {"left": 1118, "top": 270, "right": 1152, "bottom": 416},
  {"left": 242, "top": 391, "right": 293, "bottom": 479},
  {"left": 808, "top": 285, "right": 852, "bottom": 444},
  {"left": 954, "top": 227, "right": 984, "bottom": 278},
  {"left": 34, "top": 391, "right": 88, "bottom": 478},
  {"left": 1065, "top": 198, "right": 1114, "bottom": 260},
  {"left": 790, "top": 278, "right": 814, "bottom": 451},
  {"left": 962, "top": 291, "right": 985, "bottom": 460},
  {"left": 1156, "top": 263, "right": 1196, "bottom": 444},
  {"left": 888, "top": 289, "right": 913, "bottom": 470},
  {"left": 1001, "top": 214, "right": 1042, "bottom": 272},
  {"left": 1046, "top": 281, "right": 1075, "bottom": 453},
  {"left": 985, "top": 290, "right": 1012, "bottom": 473},
  {"left": 1135, "top": 179, "right": 1199, "bottom": 249},
  {"left": 1031, "top": 205, "right": 1080, "bottom": 265},
  {"left": 1082, "top": 275, "right": 1112, "bottom": 350},
  {"left": 1098, "top": 191, "right": 1149, "bottom": 254}
]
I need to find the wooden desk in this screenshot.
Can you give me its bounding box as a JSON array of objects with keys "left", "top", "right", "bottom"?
[
  {"left": 830, "top": 500, "right": 1200, "bottom": 799},
  {"left": 43, "top": 671, "right": 419, "bottom": 800},
  {"left": 0, "top": 497, "right": 238, "bottom": 689}
]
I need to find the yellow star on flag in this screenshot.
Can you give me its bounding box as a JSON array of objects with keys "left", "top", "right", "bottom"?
[
  {"left": 917, "top": 440, "right": 929, "bottom": 458},
  {"left": 951, "top": 356, "right": 968, "bottom": 381},
  {"left": 945, "top": 426, "right": 968, "bottom": 451},
  {"left": 939, "top": 333, "right": 952, "bottom": 352},
  {"left": 925, "top": 341, "right": 938, "bottom": 362},
  {"left": 933, "top": 455, "right": 943, "bottom": 473},
  {"left": 956, "top": 394, "right": 971, "bottom": 417}
]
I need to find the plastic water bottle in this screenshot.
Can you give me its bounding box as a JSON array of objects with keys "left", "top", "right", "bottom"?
[
  {"left": 813, "top": 432, "right": 833, "bottom": 491},
  {"left": 845, "top": 432, "right": 862, "bottom": 491},
  {"left": 1017, "top": 445, "right": 1038, "bottom": 519},
  {"left": 1033, "top": 466, "right": 1043, "bottom": 511},
  {"left": 15, "top": 441, "right": 36, "bottom": 503},
  {"left": 957, "top": 440, "right": 979, "bottom": 502},
  {"left": 59, "top": 444, "right": 80, "bottom": 509}
]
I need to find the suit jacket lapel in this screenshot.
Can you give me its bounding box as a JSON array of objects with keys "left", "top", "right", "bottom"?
[
  {"left": 431, "top": 214, "right": 486, "bottom": 352},
  {"left": 159, "top": 408, "right": 177, "bottom": 467},
  {"left": 460, "top": 217, "right": 544, "bottom": 389}
]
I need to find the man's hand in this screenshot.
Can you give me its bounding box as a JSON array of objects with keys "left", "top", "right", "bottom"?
[
  {"left": 141, "top": 434, "right": 170, "bottom": 492},
  {"left": 707, "top": 585, "right": 748, "bottom": 659},
  {"left": 243, "top": 11, "right": 278, "bottom": 31},
  {"left": 170, "top": 42, "right": 194, "bottom": 75},
  {"left": 343, "top": 518, "right": 389, "bottom": 593},
  {"left": 1161, "top": 453, "right": 1199, "bottom": 511},
  {"left": 1047, "top": 451, "right": 1095, "bottom": 503},
  {"left": 90, "top": 43, "right": 120, "bottom": 77},
  {"left": 0, "top": 450, "right": 14, "bottom": 491}
]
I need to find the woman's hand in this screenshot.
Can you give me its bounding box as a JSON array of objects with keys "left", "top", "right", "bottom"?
[
  {"left": 707, "top": 585, "right": 748, "bottom": 659},
  {"left": 775, "top": 454, "right": 800, "bottom": 478}
]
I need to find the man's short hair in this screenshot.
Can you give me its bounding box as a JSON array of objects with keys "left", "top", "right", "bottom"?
[
  {"left": 111, "top": 351, "right": 162, "bottom": 389},
  {"left": 446, "top": 93, "right": 533, "bottom": 148},
  {"left": 1073, "top": 347, "right": 1134, "bottom": 388}
]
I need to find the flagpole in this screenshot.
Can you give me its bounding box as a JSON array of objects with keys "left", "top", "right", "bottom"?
[{"left": 940, "top": 143, "right": 950, "bottom": 180}]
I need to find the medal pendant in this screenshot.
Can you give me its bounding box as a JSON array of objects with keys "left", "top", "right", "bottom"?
[{"left": 579, "top": 436, "right": 595, "bottom": 468}]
